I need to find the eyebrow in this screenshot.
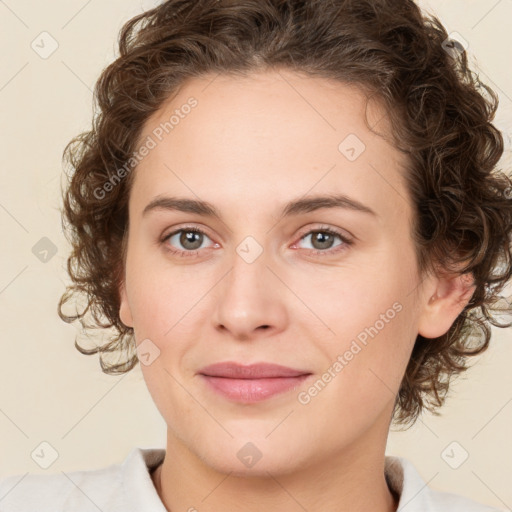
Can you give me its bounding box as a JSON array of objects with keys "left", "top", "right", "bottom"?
[{"left": 142, "top": 193, "right": 378, "bottom": 220}]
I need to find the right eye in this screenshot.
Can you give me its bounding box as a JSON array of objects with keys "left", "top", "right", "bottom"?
[{"left": 161, "top": 226, "right": 217, "bottom": 257}]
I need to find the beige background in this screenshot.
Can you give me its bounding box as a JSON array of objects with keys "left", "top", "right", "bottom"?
[{"left": 0, "top": 0, "right": 511, "bottom": 509}]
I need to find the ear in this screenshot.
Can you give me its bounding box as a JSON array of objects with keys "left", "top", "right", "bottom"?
[
  {"left": 417, "top": 271, "right": 476, "bottom": 339},
  {"left": 119, "top": 280, "right": 134, "bottom": 328}
]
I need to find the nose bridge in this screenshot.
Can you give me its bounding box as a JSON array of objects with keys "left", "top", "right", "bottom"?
[
  {"left": 227, "top": 233, "right": 270, "bottom": 297},
  {"left": 211, "top": 234, "right": 287, "bottom": 336}
]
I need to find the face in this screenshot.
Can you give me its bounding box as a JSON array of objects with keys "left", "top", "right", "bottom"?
[{"left": 119, "top": 69, "right": 434, "bottom": 476}]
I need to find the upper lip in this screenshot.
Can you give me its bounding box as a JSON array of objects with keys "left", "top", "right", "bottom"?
[{"left": 198, "top": 362, "right": 311, "bottom": 379}]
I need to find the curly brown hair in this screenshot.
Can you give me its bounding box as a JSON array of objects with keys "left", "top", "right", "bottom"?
[{"left": 58, "top": 0, "right": 512, "bottom": 428}]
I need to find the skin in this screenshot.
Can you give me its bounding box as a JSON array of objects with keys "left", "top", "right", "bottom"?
[{"left": 118, "top": 69, "right": 476, "bottom": 512}]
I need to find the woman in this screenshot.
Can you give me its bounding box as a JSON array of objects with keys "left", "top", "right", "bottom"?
[{"left": 1, "top": 0, "right": 510, "bottom": 510}]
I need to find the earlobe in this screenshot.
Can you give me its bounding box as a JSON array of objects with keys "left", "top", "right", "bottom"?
[
  {"left": 417, "top": 272, "right": 476, "bottom": 339},
  {"left": 119, "top": 280, "right": 134, "bottom": 328}
]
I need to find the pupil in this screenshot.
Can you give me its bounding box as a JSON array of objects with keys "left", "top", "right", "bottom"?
[
  {"left": 181, "top": 231, "right": 202, "bottom": 250},
  {"left": 314, "top": 231, "right": 333, "bottom": 249}
]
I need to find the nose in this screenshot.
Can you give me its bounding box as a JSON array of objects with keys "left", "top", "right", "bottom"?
[{"left": 211, "top": 248, "right": 288, "bottom": 341}]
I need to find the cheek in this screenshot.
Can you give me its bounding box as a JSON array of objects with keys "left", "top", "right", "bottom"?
[
  {"left": 298, "top": 257, "right": 416, "bottom": 405},
  {"left": 125, "top": 248, "right": 191, "bottom": 332},
  {"left": 125, "top": 261, "right": 215, "bottom": 374},
  {"left": 288, "top": 257, "right": 401, "bottom": 339},
  {"left": 303, "top": 316, "right": 413, "bottom": 437}
]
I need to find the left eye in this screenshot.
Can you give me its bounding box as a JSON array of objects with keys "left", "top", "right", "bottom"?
[{"left": 296, "top": 228, "right": 348, "bottom": 252}]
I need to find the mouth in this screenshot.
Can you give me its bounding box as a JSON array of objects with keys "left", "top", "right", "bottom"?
[{"left": 198, "top": 361, "right": 313, "bottom": 403}]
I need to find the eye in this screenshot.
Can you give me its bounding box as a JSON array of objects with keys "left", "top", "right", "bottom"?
[
  {"left": 161, "top": 226, "right": 217, "bottom": 257},
  {"left": 294, "top": 226, "right": 353, "bottom": 256},
  {"left": 160, "top": 224, "right": 353, "bottom": 259}
]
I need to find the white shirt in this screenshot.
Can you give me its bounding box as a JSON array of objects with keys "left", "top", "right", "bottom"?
[{"left": 0, "top": 447, "right": 504, "bottom": 511}]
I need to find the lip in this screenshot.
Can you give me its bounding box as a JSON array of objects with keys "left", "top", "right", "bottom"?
[
  {"left": 198, "top": 362, "right": 310, "bottom": 379},
  {"left": 198, "top": 362, "right": 313, "bottom": 403}
]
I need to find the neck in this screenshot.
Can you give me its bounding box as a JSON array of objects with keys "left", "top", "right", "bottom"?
[{"left": 151, "top": 434, "right": 398, "bottom": 512}]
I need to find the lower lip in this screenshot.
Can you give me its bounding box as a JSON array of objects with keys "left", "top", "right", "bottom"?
[{"left": 200, "top": 374, "right": 312, "bottom": 403}]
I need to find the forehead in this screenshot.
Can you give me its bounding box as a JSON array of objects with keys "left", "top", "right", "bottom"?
[
  {"left": 131, "top": 69, "right": 411, "bottom": 225},
  {"left": 140, "top": 69, "right": 393, "bottom": 151}
]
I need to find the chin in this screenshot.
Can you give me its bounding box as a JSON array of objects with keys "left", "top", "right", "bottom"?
[{"left": 194, "top": 437, "right": 305, "bottom": 478}]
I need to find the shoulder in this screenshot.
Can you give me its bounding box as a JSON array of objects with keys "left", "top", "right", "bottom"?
[
  {"left": 0, "top": 447, "right": 165, "bottom": 512},
  {"left": 427, "top": 487, "right": 505, "bottom": 512},
  {"left": 385, "top": 455, "right": 505, "bottom": 512},
  {"left": 0, "top": 461, "right": 122, "bottom": 512}
]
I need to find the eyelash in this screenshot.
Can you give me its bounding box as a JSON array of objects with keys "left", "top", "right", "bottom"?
[{"left": 160, "top": 224, "right": 354, "bottom": 258}]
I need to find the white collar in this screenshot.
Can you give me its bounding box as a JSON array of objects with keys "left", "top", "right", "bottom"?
[{"left": 121, "top": 447, "right": 500, "bottom": 511}]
